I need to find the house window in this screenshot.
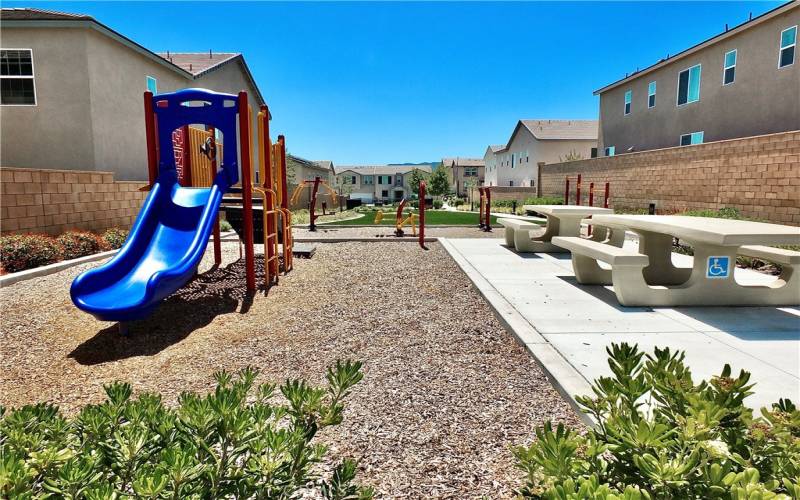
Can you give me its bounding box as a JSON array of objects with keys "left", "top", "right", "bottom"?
[
  {"left": 723, "top": 50, "right": 736, "bottom": 85},
  {"left": 779, "top": 25, "right": 797, "bottom": 68},
  {"left": 677, "top": 64, "right": 701, "bottom": 105},
  {"left": 679, "top": 131, "right": 704, "bottom": 146},
  {"left": 465, "top": 167, "right": 478, "bottom": 176},
  {"left": 363, "top": 175, "right": 374, "bottom": 185},
  {"left": 351, "top": 176, "right": 356, "bottom": 184},
  {"left": 511, "top": 153, "right": 516, "bottom": 168},
  {"left": 381, "top": 190, "right": 389, "bottom": 198},
  {"left": 508, "top": 180, "right": 514, "bottom": 187},
  {"left": 647, "top": 81, "right": 656, "bottom": 108},
  {"left": 146, "top": 75, "right": 157, "bottom": 94},
  {"left": 1, "top": 49, "right": 36, "bottom": 105},
  {"left": 605, "top": 146, "right": 615, "bottom": 157},
  {"left": 624, "top": 90, "right": 632, "bottom": 115}
]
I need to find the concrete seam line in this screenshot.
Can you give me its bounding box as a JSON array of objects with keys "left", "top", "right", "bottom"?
[
  {"left": 0, "top": 249, "right": 118, "bottom": 288},
  {"left": 439, "top": 237, "right": 595, "bottom": 427}
]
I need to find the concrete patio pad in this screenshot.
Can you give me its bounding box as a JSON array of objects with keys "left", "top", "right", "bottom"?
[{"left": 441, "top": 237, "right": 800, "bottom": 413}]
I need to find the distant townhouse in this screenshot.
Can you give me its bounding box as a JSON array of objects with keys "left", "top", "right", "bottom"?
[
  {"left": 441, "top": 157, "right": 484, "bottom": 197},
  {"left": 484, "top": 120, "right": 598, "bottom": 188},
  {"left": 335, "top": 165, "right": 432, "bottom": 203},
  {"left": 0, "top": 8, "right": 266, "bottom": 180},
  {"left": 595, "top": 1, "right": 799, "bottom": 156},
  {"left": 283, "top": 156, "right": 334, "bottom": 185}
]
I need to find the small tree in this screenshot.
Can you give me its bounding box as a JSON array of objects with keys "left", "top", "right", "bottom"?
[
  {"left": 428, "top": 167, "right": 450, "bottom": 198},
  {"left": 408, "top": 168, "right": 426, "bottom": 197},
  {"left": 559, "top": 149, "right": 583, "bottom": 162}
]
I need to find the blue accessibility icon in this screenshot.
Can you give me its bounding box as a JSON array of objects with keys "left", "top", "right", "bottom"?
[{"left": 706, "top": 256, "right": 731, "bottom": 279}]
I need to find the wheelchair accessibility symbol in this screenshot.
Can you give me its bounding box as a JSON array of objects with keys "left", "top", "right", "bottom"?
[{"left": 706, "top": 256, "right": 731, "bottom": 279}]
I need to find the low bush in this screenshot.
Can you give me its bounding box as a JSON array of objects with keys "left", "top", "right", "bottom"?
[
  {"left": 57, "top": 230, "right": 109, "bottom": 260},
  {"left": 219, "top": 219, "right": 233, "bottom": 232},
  {"left": 514, "top": 343, "right": 800, "bottom": 498},
  {"left": 523, "top": 196, "right": 564, "bottom": 206},
  {"left": 433, "top": 200, "right": 444, "bottom": 209},
  {"left": 0, "top": 234, "right": 63, "bottom": 273},
  {"left": 0, "top": 361, "right": 374, "bottom": 498},
  {"left": 101, "top": 227, "right": 129, "bottom": 249}
]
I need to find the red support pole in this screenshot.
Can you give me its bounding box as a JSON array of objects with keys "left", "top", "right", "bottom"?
[
  {"left": 143, "top": 92, "right": 158, "bottom": 188},
  {"left": 419, "top": 181, "right": 427, "bottom": 250},
  {"left": 261, "top": 105, "right": 277, "bottom": 280},
  {"left": 238, "top": 92, "right": 256, "bottom": 292},
  {"left": 278, "top": 135, "right": 289, "bottom": 213},
  {"left": 604, "top": 182, "right": 610, "bottom": 208},
  {"left": 208, "top": 126, "right": 221, "bottom": 266},
  {"left": 564, "top": 177, "right": 570, "bottom": 205},
  {"left": 588, "top": 182, "right": 595, "bottom": 236},
  {"left": 181, "top": 125, "right": 193, "bottom": 187},
  {"left": 576, "top": 174, "right": 582, "bottom": 206},
  {"left": 484, "top": 187, "right": 492, "bottom": 232},
  {"left": 478, "top": 187, "right": 485, "bottom": 228}
]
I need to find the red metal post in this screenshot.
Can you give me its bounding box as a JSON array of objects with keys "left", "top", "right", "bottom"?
[
  {"left": 419, "top": 181, "right": 427, "bottom": 249},
  {"left": 484, "top": 187, "right": 492, "bottom": 232},
  {"left": 604, "top": 182, "right": 610, "bottom": 208},
  {"left": 208, "top": 126, "right": 221, "bottom": 265},
  {"left": 143, "top": 92, "right": 158, "bottom": 187},
  {"left": 278, "top": 135, "right": 289, "bottom": 212},
  {"left": 588, "top": 182, "right": 595, "bottom": 236},
  {"left": 576, "top": 174, "right": 582, "bottom": 206},
  {"left": 564, "top": 177, "right": 570, "bottom": 205},
  {"left": 238, "top": 92, "right": 256, "bottom": 292},
  {"left": 478, "top": 187, "right": 485, "bottom": 228}
]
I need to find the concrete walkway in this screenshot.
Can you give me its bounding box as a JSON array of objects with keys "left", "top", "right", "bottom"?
[{"left": 442, "top": 237, "right": 800, "bottom": 412}]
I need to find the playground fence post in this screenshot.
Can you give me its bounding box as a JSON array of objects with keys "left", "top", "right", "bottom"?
[
  {"left": 588, "top": 182, "right": 595, "bottom": 236},
  {"left": 576, "top": 174, "right": 582, "bottom": 206},
  {"left": 484, "top": 187, "right": 492, "bottom": 231},
  {"left": 604, "top": 182, "right": 610, "bottom": 208},
  {"left": 419, "top": 181, "right": 427, "bottom": 249},
  {"left": 208, "top": 126, "right": 221, "bottom": 265},
  {"left": 238, "top": 92, "right": 256, "bottom": 292}
]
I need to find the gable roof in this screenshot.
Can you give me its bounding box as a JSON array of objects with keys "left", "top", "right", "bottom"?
[
  {"left": 519, "top": 120, "right": 598, "bottom": 141},
  {"left": 593, "top": 0, "right": 798, "bottom": 95},
  {"left": 336, "top": 165, "right": 433, "bottom": 176},
  {"left": 1, "top": 8, "right": 265, "bottom": 105},
  {"left": 314, "top": 160, "right": 334, "bottom": 171},
  {"left": 442, "top": 157, "right": 484, "bottom": 167},
  {"left": 486, "top": 144, "right": 506, "bottom": 154},
  {"left": 159, "top": 52, "right": 239, "bottom": 76}
]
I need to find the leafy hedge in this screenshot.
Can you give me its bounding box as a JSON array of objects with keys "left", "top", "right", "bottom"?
[
  {"left": 492, "top": 197, "right": 564, "bottom": 208},
  {"left": 514, "top": 343, "right": 800, "bottom": 498},
  {"left": 0, "top": 362, "right": 374, "bottom": 499},
  {"left": 57, "top": 231, "right": 109, "bottom": 260},
  {"left": 0, "top": 234, "right": 63, "bottom": 273},
  {"left": 0, "top": 228, "right": 129, "bottom": 273}
]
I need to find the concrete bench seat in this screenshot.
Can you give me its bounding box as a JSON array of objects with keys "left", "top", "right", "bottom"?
[
  {"left": 497, "top": 218, "right": 549, "bottom": 252},
  {"left": 552, "top": 237, "right": 649, "bottom": 266},
  {"left": 739, "top": 245, "right": 800, "bottom": 266}
]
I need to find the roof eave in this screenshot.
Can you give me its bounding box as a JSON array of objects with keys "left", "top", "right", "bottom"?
[{"left": 594, "top": 0, "right": 798, "bottom": 95}]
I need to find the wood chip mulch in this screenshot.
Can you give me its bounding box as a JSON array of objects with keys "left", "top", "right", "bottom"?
[{"left": 0, "top": 240, "right": 581, "bottom": 498}]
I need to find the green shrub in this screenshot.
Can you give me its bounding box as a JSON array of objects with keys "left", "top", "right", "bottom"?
[
  {"left": 219, "top": 219, "right": 233, "bottom": 232},
  {"left": 514, "top": 343, "right": 800, "bottom": 498},
  {"left": 0, "top": 362, "right": 373, "bottom": 499},
  {"left": 523, "top": 196, "right": 564, "bottom": 206},
  {"left": 0, "top": 234, "right": 63, "bottom": 273},
  {"left": 433, "top": 200, "right": 444, "bottom": 209},
  {"left": 57, "top": 230, "right": 108, "bottom": 260},
  {"left": 101, "top": 228, "right": 129, "bottom": 249},
  {"left": 682, "top": 207, "right": 742, "bottom": 219}
]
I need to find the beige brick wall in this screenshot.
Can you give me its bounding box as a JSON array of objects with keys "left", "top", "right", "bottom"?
[
  {"left": 539, "top": 131, "right": 800, "bottom": 225},
  {"left": 1, "top": 168, "right": 146, "bottom": 235}
]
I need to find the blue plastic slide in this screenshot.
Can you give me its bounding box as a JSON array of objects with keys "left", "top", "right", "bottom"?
[{"left": 71, "top": 88, "right": 241, "bottom": 322}]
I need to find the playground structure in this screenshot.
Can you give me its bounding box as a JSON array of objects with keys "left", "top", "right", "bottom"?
[
  {"left": 70, "top": 88, "right": 294, "bottom": 328},
  {"left": 372, "top": 181, "right": 428, "bottom": 249},
  {"left": 289, "top": 176, "right": 339, "bottom": 231}
]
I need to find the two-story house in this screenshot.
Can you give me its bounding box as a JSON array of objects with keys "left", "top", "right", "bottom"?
[
  {"left": 484, "top": 120, "right": 598, "bottom": 188},
  {"left": 335, "top": 165, "right": 432, "bottom": 203},
  {"left": 441, "top": 157, "right": 484, "bottom": 197},
  {"left": 595, "top": 1, "right": 799, "bottom": 155},
  {"left": 0, "top": 8, "right": 266, "bottom": 181}
]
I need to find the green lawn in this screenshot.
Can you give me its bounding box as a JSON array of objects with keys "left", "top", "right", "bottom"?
[{"left": 323, "top": 210, "right": 501, "bottom": 226}]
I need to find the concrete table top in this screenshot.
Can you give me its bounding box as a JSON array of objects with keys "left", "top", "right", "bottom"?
[
  {"left": 591, "top": 215, "right": 800, "bottom": 246},
  {"left": 523, "top": 204, "right": 613, "bottom": 216}
]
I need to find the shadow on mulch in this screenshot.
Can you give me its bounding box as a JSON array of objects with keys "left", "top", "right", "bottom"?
[{"left": 68, "top": 256, "right": 271, "bottom": 365}]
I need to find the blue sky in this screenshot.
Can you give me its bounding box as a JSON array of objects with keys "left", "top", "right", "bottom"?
[{"left": 10, "top": 1, "right": 782, "bottom": 164}]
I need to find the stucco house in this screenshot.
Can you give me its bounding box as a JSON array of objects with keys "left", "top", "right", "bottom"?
[
  {"left": 283, "top": 155, "right": 334, "bottom": 185},
  {"left": 595, "top": 1, "right": 799, "bottom": 155},
  {"left": 441, "top": 157, "right": 484, "bottom": 197},
  {"left": 484, "top": 120, "right": 598, "bottom": 188},
  {"left": 335, "top": 165, "right": 432, "bottom": 203},
  {"left": 0, "top": 8, "right": 266, "bottom": 181}
]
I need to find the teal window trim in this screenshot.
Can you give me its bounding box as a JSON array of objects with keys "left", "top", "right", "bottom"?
[
  {"left": 779, "top": 25, "right": 797, "bottom": 68},
  {"left": 605, "top": 146, "right": 615, "bottom": 157},
  {"left": 146, "top": 75, "right": 157, "bottom": 94},
  {"left": 647, "top": 81, "right": 656, "bottom": 108},
  {"left": 680, "top": 131, "right": 704, "bottom": 146},
  {"left": 624, "top": 90, "right": 632, "bottom": 115},
  {"left": 677, "top": 64, "right": 701, "bottom": 106},
  {"left": 723, "top": 50, "right": 737, "bottom": 85}
]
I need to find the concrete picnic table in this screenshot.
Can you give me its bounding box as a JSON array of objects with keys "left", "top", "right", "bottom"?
[
  {"left": 502, "top": 204, "right": 621, "bottom": 252},
  {"left": 553, "top": 214, "right": 800, "bottom": 307}
]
